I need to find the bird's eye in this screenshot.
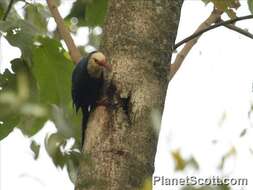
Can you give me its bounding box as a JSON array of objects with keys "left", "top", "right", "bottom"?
[{"left": 94, "top": 59, "right": 98, "bottom": 63}]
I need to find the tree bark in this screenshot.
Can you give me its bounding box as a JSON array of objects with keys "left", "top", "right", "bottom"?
[{"left": 75, "top": 1, "right": 183, "bottom": 190}]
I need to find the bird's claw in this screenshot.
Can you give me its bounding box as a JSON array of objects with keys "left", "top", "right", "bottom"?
[{"left": 96, "top": 97, "right": 110, "bottom": 107}]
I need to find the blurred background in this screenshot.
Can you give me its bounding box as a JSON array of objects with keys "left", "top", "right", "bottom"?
[{"left": 0, "top": 0, "right": 253, "bottom": 190}]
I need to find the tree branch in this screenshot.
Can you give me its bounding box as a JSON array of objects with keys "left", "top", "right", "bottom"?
[
  {"left": 2, "top": 0, "right": 15, "bottom": 21},
  {"left": 169, "top": 9, "right": 223, "bottom": 81},
  {"left": 219, "top": 19, "right": 253, "bottom": 39},
  {"left": 46, "top": 0, "right": 81, "bottom": 64},
  {"left": 174, "top": 14, "right": 253, "bottom": 50}
]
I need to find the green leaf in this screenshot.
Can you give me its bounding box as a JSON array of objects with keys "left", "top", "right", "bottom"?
[
  {"left": 208, "top": 0, "right": 240, "bottom": 18},
  {"left": 66, "top": 0, "right": 108, "bottom": 26},
  {"left": 171, "top": 150, "right": 200, "bottom": 171},
  {"left": 239, "top": 128, "right": 247, "bottom": 137},
  {"left": 0, "top": 20, "right": 40, "bottom": 65},
  {"left": 0, "top": 114, "right": 19, "bottom": 140},
  {"left": 218, "top": 146, "right": 236, "bottom": 170},
  {"left": 50, "top": 103, "right": 82, "bottom": 146},
  {"left": 66, "top": 0, "right": 86, "bottom": 25},
  {"left": 11, "top": 58, "right": 38, "bottom": 99},
  {"left": 186, "top": 157, "right": 199, "bottom": 170},
  {"left": 225, "top": 9, "right": 237, "bottom": 19},
  {"left": 182, "top": 184, "right": 230, "bottom": 190},
  {"left": 31, "top": 36, "right": 73, "bottom": 105},
  {"left": 0, "top": 68, "right": 19, "bottom": 140},
  {"left": 201, "top": 0, "right": 211, "bottom": 5},
  {"left": 45, "top": 132, "right": 66, "bottom": 168},
  {"left": 25, "top": 4, "right": 49, "bottom": 34},
  {"left": 0, "top": 4, "right": 4, "bottom": 19},
  {"left": 51, "top": 105, "right": 75, "bottom": 138},
  {"left": 66, "top": 151, "right": 81, "bottom": 183},
  {"left": 0, "top": 68, "right": 16, "bottom": 92},
  {"left": 140, "top": 177, "right": 152, "bottom": 190},
  {"left": 85, "top": 0, "right": 108, "bottom": 26},
  {"left": 0, "top": 59, "right": 48, "bottom": 138},
  {"left": 30, "top": 140, "right": 40, "bottom": 160},
  {"left": 248, "top": 0, "right": 253, "bottom": 14},
  {"left": 0, "top": 0, "right": 21, "bottom": 21},
  {"left": 171, "top": 149, "right": 186, "bottom": 171},
  {"left": 0, "top": 19, "right": 38, "bottom": 36},
  {"left": 0, "top": 58, "right": 39, "bottom": 104},
  {"left": 18, "top": 115, "right": 47, "bottom": 137},
  {"left": 211, "top": 0, "right": 240, "bottom": 10}
]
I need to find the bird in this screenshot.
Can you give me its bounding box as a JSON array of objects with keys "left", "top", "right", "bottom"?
[{"left": 71, "top": 51, "right": 111, "bottom": 147}]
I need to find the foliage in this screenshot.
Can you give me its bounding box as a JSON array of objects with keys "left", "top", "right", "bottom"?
[
  {"left": 218, "top": 146, "right": 236, "bottom": 170},
  {"left": 248, "top": 0, "right": 253, "bottom": 14},
  {"left": 66, "top": 0, "right": 108, "bottom": 27},
  {"left": 0, "top": 0, "right": 107, "bottom": 183},
  {"left": 171, "top": 149, "right": 199, "bottom": 171},
  {"left": 181, "top": 184, "right": 230, "bottom": 190},
  {"left": 139, "top": 177, "right": 152, "bottom": 190},
  {"left": 202, "top": 0, "right": 241, "bottom": 18},
  {"left": 30, "top": 140, "right": 40, "bottom": 159}
]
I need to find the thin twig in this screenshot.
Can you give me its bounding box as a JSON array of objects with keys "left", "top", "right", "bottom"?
[
  {"left": 46, "top": 0, "right": 81, "bottom": 64},
  {"left": 169, "top": 9, "right": 223, "bottom": 81},
  {"left": 2, "top": 0, "right": 15, "bottom": 21},
  {"left": 220, "top": 20, "right": 253, "bottom": 39},
  {"left": 174, "top": 14, "right": 253, "bottom": 50}
]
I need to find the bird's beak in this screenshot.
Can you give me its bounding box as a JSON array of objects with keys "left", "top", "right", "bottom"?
[{"left": 100, "top": 60, "right": 112, "bottom": 71}]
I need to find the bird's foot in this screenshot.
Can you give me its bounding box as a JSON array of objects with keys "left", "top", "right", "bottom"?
[{"left": 96, "top": 97, "right": 110, "bottom": 107}]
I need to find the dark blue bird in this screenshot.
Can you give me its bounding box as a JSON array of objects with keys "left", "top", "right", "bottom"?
[{"left": 71, "top": 51, "right": 111, "bottom": 147}]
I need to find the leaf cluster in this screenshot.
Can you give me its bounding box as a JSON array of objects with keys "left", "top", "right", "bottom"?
[
  {"left": 0, "top": 0, "right": 108, "bottom": 183},
  {"left": 203, "top": 0, "right": 253, "bottom": 17}
]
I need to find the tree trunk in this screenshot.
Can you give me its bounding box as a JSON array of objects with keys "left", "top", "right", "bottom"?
[{"left": 75, "top": 0, "right": 183, "bottom": 189}]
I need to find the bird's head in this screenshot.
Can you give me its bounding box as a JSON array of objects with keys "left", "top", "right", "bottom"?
[{"left": 87, "top": 51, "right": 111, "bottom": 78}]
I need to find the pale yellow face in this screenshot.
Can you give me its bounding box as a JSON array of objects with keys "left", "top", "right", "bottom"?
[
  {"left": 90, "top": 52, "right": 106, "bottom": 64},
  {"left": 87, "top": 52, "right": 106, "bottom": 78}
]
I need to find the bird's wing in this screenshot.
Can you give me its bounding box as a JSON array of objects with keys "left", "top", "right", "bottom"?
[{"left": 71, "top": 58, "right": 88, "bottom": 112}]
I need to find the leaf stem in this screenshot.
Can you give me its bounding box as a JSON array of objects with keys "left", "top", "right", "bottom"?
[{"left": 2, "top": 0, "right": 15, "bottom": 21}]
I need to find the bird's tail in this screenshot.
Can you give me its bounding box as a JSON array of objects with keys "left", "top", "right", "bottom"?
[{"left": 81, "top": 107, "right": 89, "bottom": 148}]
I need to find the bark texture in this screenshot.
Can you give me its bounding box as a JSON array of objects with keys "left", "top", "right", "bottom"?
[{"left": 75, "top": 1, "right": 183, "bottom": 190}]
